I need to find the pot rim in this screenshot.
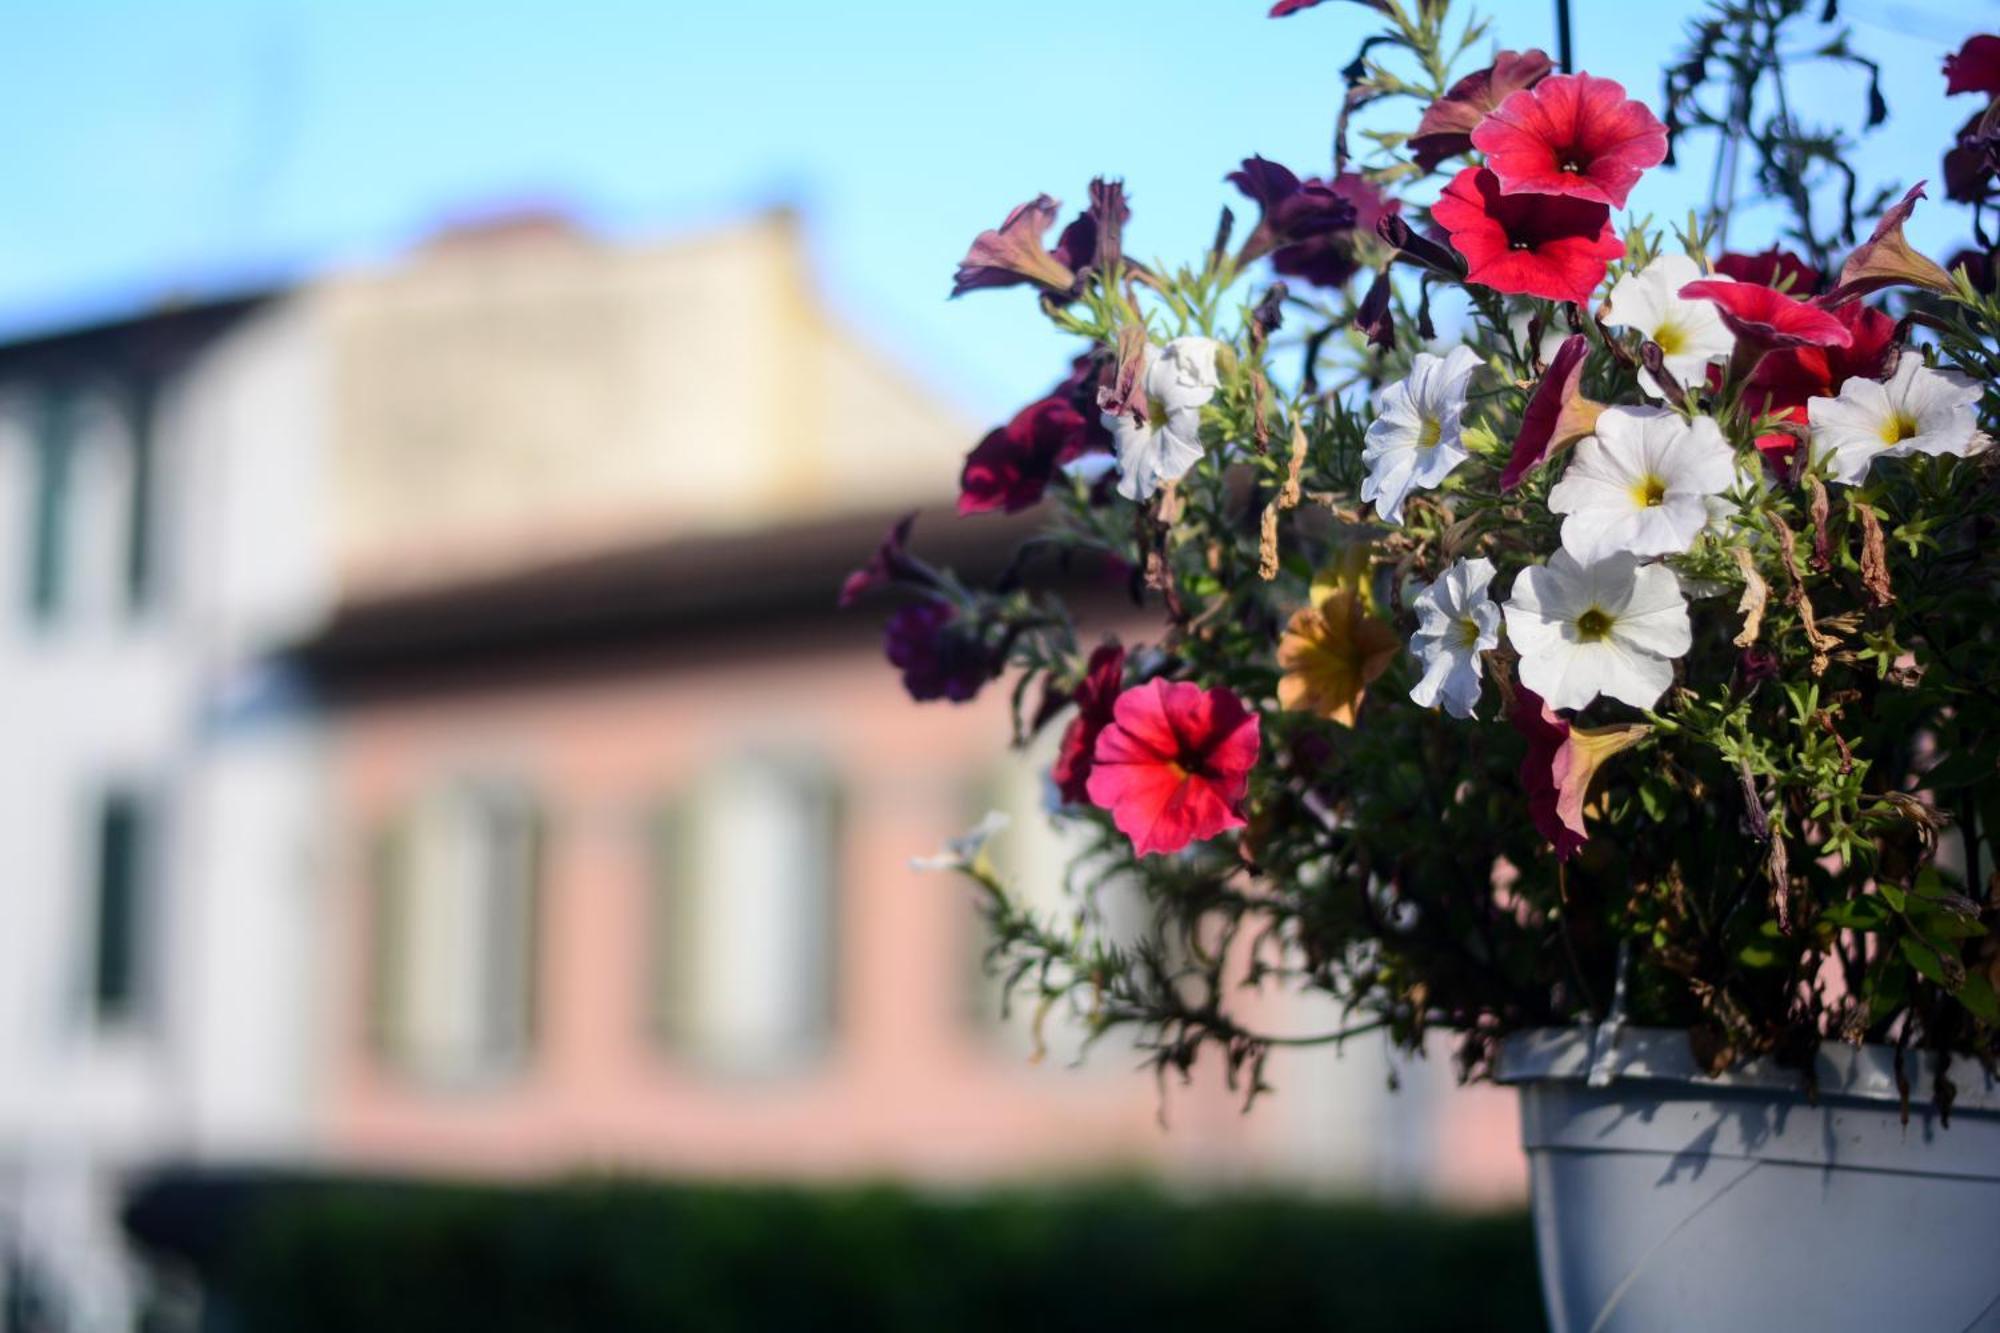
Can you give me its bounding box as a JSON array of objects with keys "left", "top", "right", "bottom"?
[{"left": 1495, "top": 1023, "right": 2000, "bottom": 1113}]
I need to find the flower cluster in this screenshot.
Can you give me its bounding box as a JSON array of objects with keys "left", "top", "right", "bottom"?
[{"left": 849, "top": 0, "right": 2000, "bottom": 1091}]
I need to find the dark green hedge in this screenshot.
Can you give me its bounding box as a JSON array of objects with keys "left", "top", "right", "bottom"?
[{"left": 126, "top": 1173, "right": 1543, "bottom": 1332}]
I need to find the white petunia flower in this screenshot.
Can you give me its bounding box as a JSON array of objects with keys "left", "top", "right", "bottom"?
[
  {"left": 1504, "top": 550, "right": 1691, "bottom": 711},
  {"left": 1547, "top": 407, "right": 1737, "bottom": 563},
  {"left": 1104, "top": 336, "right": 1224, "bottom": 501},
  {"left": 1362, "top": 345, "right": 1483, "bottom": 524},
  {"left": 1806, "top": 354, "right": 1984, "bottom": 486},
  {"left": 1603, "top": 253, "right": 1735, "bottom": 400},
  {"left": 1408, "top": 557, "right": 1503, "bottom": 719}
]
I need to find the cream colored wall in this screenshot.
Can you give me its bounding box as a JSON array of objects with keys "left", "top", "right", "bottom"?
[{"left": 319, "top": 213, "right": 973, "bottom": 597}]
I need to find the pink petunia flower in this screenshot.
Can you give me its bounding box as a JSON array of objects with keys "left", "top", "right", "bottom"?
[
  {"left": 1502, "top": 333, "right": 1602, "bottom": 490},
  {"left": 951, "top": 195, "right": 1075, "bottom": 298},
  {"left": 1086, "top": 679, "right": 1261, "bottom": 858},
  {"left": 1470, "top": 73, "right": 1669, "bottom": 209},
  {"left": 1678, "top": 279, "right": 1853, "bottom": 353},
  {"left": 1824, "top": 183, "right": 1957, "bottom": 306},
  {"left": 1051, "top": 643, "right": 1126, "bottom": 806},
  {"left": 1408, "top": 49, "right": 1555, "bottom": 173},
  {"left": 1509, "top": 686, "right": 1651, "bottom": 861},
  {"left": 1432, "top": 167, "right": 1625, "bottom": 305}
]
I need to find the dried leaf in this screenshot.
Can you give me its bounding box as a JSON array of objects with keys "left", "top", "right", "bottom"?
[
  {"left": 1853, "top": 498, "right": 1894, "bottom": 607},
  {"left": 1774, "top": 517, "right": 1836, "bottom": 674},
  {"left": 1258, "top": 500, "right": 1281, "bottom": 581},
  {"left": 1280, "top": 419, "right": 1308, "bottom": 510},
  {"left": 1807, "top": 478, "right": 1833, "bottom": 573},
  {"left": 1730, "top": 545, "right": 1768, "bottom": 647}
]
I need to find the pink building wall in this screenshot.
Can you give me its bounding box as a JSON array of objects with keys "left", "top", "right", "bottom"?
[{"left": 319, "top": 617, "right": 1524, "bottom": 1198}]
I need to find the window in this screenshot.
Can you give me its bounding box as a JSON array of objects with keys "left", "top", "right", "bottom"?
[
  {"left": 966, "top": 745, "right": 1146, "bottom": 1065},
  {"left": 90, "top": 789, "right": 152, "bottom": 1030},
  {"left": 369, "top": 781, "right": 542, "bottom": 1083},
  {"left": 25, "top": 386, "right": 75, "bottom": 623},
  {"left": 647, "top": 757, "right": 841, "bottom": 1073},
  {"left": 123, "top": 375, "right": 159, "bottom": 613}
]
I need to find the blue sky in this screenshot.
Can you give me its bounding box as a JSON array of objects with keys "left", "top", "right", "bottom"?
[{"left": 0, "top": 0, "right": 1987, "bottom": 427}]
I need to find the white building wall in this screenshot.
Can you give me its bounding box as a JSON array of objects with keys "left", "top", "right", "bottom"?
[{"left": 0, "top": 298, "right": 335, "bottom": 1329}]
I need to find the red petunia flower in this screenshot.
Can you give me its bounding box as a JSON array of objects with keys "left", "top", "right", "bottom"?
[
  {"left": 1408, "top": 49, "right": 1555, "bottom": 173},
  {"left": 1714, "top": 247, "right": 1820, "bottom": 295},
  {"left": 1945, "top": 34, "right": 2000, "bottom": 97},
  {"left": 1051, "top": 643, "right": 1125, "bottom": 805},
  {"left": 1509, "top": 685, "right": 1650, "bottom": 861},
  {"left": 1432, "top": 167, "right": 1624, "bottom": 305},
  {"left": 1469, "top": 73, "right": 1669, "bottom": 209},
  {"left": 1086, "top": 679, "right": 1261, "bottom": 858},
  {"left": 1678, "top": 279, "right": 1852, "bottom": 352},
  {"left": 1739, "top": 301, "right": 1896, "bottom": 466},
  {"left": 1502, "top": 333, "right": 1602, "bottom": 490}
]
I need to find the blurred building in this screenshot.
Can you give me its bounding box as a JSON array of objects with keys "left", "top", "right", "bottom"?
[{"left": 0, "top": 211, "right": 1518, "bottom": 1329}]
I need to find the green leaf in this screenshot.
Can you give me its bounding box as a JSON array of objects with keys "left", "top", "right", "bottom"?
[
  {"left": 1879, "top": 882, "right": 1907, "bottom": 913},
  {"left": 1956, "top": 970, "right": 2000, "bottom": 1026},
  {"left": 1819, "top": 896, "right": 1892, "bottom": 932},
  {"left": 1899, "top": 935, "right": 1964, "bottom": 989}
]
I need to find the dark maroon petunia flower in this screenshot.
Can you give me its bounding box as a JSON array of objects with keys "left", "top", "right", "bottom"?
[
  {"left": 1678, "top": 279, "right": 1852, "bottom": 352},
  {"left": 1228, "top": 157, "right": 1384, "bottom": 288},
  {"left": 1049, "top": 178, "right": 1131, "bottom": 291},
  {"left": 839, "top": 511, "right": 920, "bottom": 608},
  {"left": 1470, "top": 73, "right": 1669, "bottom": 209},
  {"left": 1269, "top": 0, "right": 1391, "bottom": 15},
  {"left": 959, "top": 399, "right": 1091, "bottom": 516},
  {"left": 1051, "top": 643, "right": 1126, "bottom": 805},
  {"left": 884, "top": 600, "right": 996, "bottom": 704},
  {"left": 1714, "top": 247, "right": 1821, "bottom": 295},
  {"left": 1945, "top": 106, "right": 2000, "bottom": 205},
  {"left": 1408, "top": 49, "right": 1555, "bottom": 172},
  {"left": 1945, "top": 34, "right": 2000, "bottom": 97},
  {"left": 1431, "top": 167, "right": 1624, "bottom": 305},
  {"left": 958, "top": 354, "right": 1113, "bottom": 516},
  {"left": 1502, "top": 334, "right": 1601, "bottom": 490}
]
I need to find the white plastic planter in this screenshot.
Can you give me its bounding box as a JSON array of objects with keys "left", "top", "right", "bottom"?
[{"left": 1497, "top": 1025, "right": 2000, "bottom": 1333}]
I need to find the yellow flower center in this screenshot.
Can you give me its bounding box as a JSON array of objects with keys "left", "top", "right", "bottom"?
[
  {"left": 1629, "top": 474, "right": 1669, "bottom": 508},
  {"left": 1147, "top": 397, "right": 1172, "bottom": 430},
  {"left": 1453, "top": 616, "right": 1483, "bottom": 650},
  {"left": 1653, "top": 321, "right": 1687, "bottom": 357},
  {"left": 1416, "top": 416, "right": 1443, "bottom": 450},
  {"left": 1574, "top": 607, "right": 1615, "bottom": 642},
  {"left": 1877, "top": 412, "right": 1920, "bottom": 446}
]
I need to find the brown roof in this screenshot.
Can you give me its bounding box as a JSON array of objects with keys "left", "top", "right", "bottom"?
[{"left": 290, "top": 505, "right": 1113, "bottom": 700}]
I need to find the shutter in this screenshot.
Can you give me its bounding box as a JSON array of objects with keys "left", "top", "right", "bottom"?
[
  {"left": 645, "top": 795, "right": 698, "bottom": 1052},
  {"left": 365, "top": 817, "right": 411, "bottom": 1065}
]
